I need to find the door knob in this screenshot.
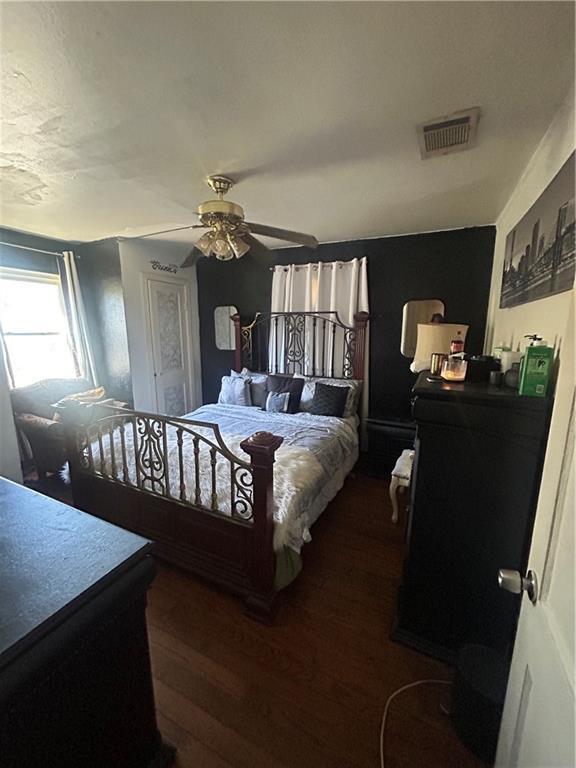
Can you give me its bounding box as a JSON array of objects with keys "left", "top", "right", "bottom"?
[{"left": 498, "top": 569, "right": 538, "bottom": 605}]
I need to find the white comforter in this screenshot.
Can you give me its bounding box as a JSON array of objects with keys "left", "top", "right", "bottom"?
[{"left": 91, "top": 404, "right": 358, "bottom": 553}]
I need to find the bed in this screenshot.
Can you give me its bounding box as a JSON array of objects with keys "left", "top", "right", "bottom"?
[{"left": 60, "top": 310, "right": 369, "bottom": 622}]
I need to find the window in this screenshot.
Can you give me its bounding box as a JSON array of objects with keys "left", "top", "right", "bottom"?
[{"left": 0, "top": 267, "right": 78, "bottom": 387}]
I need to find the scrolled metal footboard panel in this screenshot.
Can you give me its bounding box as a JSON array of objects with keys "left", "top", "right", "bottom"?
[{"left": 73, "top": 405, "right": 255, "bottom": 522}]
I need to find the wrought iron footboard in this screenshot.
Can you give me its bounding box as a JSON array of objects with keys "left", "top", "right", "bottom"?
[
  {"left": 58, "top": 400, "right": 285, "bottom": 624},
  {"left": 62, "top": 403, "right": 258, "bottom": 521}
]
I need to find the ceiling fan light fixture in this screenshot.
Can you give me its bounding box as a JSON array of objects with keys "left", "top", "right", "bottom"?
[
  {"left": 180, "top": 175, "right": 317, "bottom": 264},
  {"left": 195, "top": 231, "right": 214, "bottom": 257},
  {"left": 228, "top": 234, "right": 250, "bottom": 259},
  {"left": 212, "top": 235, "right": 234, "bottom": 260}
]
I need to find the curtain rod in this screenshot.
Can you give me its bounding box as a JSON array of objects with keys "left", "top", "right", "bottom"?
[
  {"left": 0, "top": 240, "right": 64, "bottom": 258},
  {"left": 268, "top": 262, "right": 349, "bottom": 271}
]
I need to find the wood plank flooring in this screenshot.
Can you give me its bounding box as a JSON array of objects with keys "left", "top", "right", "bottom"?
[{"left": 147, "top": 472, "right": 489, "bottom": 768}]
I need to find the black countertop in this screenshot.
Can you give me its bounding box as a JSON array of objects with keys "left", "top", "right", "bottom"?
[
  {"left": 412, "top": 372, "right": 552, "bottom": 411},
  {"left": 0, "top": 478, "right": 151, "bottom": 671}
]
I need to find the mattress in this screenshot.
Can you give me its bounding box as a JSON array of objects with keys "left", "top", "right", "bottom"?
[{"left": 184, "top": 403, "right": 359, "bottom": 553}]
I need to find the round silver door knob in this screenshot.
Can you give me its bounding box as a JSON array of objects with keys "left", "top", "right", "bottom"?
[
  {"left": 498, "top": 569, "right": 538, "bottom": 605},
  {"left": 498, "top": 569, "right": 523, "bottom": 594}
]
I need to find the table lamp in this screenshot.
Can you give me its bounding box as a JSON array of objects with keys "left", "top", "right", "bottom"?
[{"left": 411, "top": 323, "right": 469, "bottom": 373}]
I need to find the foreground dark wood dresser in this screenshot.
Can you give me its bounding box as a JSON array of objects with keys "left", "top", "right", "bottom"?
[
  {"left": 393, "top": 374, "right": 552, "bottom": 662},
  {"left": 0, "top": 479, "right": 175, "bottom": 768}
]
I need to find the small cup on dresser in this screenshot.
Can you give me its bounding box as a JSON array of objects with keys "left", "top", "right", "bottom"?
[{"left": 430, "top": 353, "right": 448, "bottom": 376}]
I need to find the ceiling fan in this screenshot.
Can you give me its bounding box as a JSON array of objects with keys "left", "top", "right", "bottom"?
[{"left": 129, "top": 175, "right": 318, "bottom": 267}]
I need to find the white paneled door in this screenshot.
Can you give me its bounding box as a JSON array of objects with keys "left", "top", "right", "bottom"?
[
  {"left": 146, "top": 277, "right": 192, "bottom": 417},
  {"left": 496, "top": 298, "right": 575, "bottom": 768}
]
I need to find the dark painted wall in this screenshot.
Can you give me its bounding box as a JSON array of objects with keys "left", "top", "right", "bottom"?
[
  {"left": 75, "top": 239, "right": 133, "bottom": 404},
  {"left": 0, "top": 227, "right": 69, "bottom": 274},
  {"left": 197, "top": 226, "right": 496, "bottom": 418}
]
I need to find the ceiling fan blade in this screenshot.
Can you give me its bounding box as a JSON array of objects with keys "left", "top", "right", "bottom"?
[
  {"left": 118, "top": 224, "right": 195, "bottom": 241},
  {"left": 244, "top": 233, "right": 271, "bottom": 255},
  {"left": 180, "top": 247, "right": 202, "bottom": 268},
  {"left": 245, "top": 222, "right": 318, "bottom": 249}
]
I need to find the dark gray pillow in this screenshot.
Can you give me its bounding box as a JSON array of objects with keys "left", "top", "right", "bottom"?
[
  {"left": 294, "top": 374, "right": 361, "bottom": 417},
  {"left": 248, "top": 376, "right": 268, "bottom": 408},
  {"left": 266, "top": 374, "right": 304, "bottom": 414},
  {"left": 309, "top": 382, "right": 348, "bottom": 417}
]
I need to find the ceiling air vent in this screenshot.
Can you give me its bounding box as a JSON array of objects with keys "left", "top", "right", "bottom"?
[{"left": 417, "top": 107, "right": 480, "bottom": 159}]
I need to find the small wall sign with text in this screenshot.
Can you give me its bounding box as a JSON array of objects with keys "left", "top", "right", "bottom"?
[{"left": 150, "top": 260, "right": 179, "bottom": 274}]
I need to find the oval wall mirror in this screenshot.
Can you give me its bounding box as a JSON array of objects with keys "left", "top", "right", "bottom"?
[
  {"left": 401, "top": 299, "right": 445, "bottom": 357},
  {"left": 214, "top": 305, "right": 238, "bottom": 350}
]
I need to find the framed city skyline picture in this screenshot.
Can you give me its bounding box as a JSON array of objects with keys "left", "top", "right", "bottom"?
[{"left": 500, "top": 152, "right": 575, "bottom": 309}]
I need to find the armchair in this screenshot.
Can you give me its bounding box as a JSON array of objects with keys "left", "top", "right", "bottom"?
[{"left": 10, "top": 378, "right": 90, "bottom": 478}]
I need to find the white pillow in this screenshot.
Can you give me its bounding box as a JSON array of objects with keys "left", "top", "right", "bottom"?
[
  {"left": 294, "top": 375, "right": 362, "bottom": 418},
  {"left": 218, "top": 375, "right": 252, "bottom": 406}
]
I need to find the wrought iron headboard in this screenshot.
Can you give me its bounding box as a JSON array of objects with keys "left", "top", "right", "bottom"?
[{"left": 232, "top": 310, "right": 369, "bottom": 380}]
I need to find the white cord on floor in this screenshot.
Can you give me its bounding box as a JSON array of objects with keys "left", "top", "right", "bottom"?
[{"left": 379, "top": 679, "right": 452, "bottom": 768}]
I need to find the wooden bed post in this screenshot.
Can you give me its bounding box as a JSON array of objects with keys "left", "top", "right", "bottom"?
[
  {"left": 232, "top": 313, "right": 242, "bottom": 372},
  {"left": 240, "top": 430, "right": 284, "bottom": 624},
  {"left": 353, "top": 311, "right": 370, "bottom": 380}
]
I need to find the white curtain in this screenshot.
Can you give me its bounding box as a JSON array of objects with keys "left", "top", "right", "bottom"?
[
  {"left": 272, "top": 258, "right": 369, "bottom": 318},
  {"left": 271, "top": 258, "right": 370, "bottom": 429},
  {"left": 0, "top": 336, "right": 22, "bottom": 483},
  {"left": 59, "top": 251, "right": 100, "bottom": 386}
]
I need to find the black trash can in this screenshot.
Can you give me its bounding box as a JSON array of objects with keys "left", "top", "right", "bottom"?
[{"left": 451, "top": 644, "right": 509, "bottom": 763}]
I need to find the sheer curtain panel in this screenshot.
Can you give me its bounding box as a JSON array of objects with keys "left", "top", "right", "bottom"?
[
  {"left": 0, "top": 338, "right": 22, "bottom": 482},
  {"left": 271, "top": 258, "right": 369, "bottom": 325},
  {"left": 58, "top": 251, "right": 100, "bottom": 386}
]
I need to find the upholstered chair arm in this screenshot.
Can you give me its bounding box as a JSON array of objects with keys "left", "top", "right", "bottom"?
[
  {"left": 15, "top": 413, "right": 63, "bottom": 439},
  {"left": 14, "top": 413, "right": 66, "bottom": 478}
]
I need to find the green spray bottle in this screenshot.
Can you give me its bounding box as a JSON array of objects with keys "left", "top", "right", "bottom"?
[{"left": 518, "top": 335, "right": 553, "bottom": 397}]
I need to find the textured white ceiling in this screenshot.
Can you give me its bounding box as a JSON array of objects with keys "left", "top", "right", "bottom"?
[{"left": 0, "top": 2, "right": 574, "bottom": 245}]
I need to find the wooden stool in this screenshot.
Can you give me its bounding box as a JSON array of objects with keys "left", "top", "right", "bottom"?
[{"left": 389, "top": 449, "right": 414, "bottom": 523}]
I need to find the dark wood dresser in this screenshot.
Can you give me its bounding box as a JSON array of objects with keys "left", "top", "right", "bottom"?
[
  {"left": 393, "top": 374, "right": 552, "bottom": 662},
  {"left": 0, "top": 479, "right": 175, "bottom": 768}
]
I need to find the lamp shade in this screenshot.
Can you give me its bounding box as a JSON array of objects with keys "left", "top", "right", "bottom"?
[
  {"left": 195, "top": 232, "right": 214, "bottom": 256},
  {"left": 411, "top": 323, "right": 469, "bottom": 373},
  {"left": 228, "top": 234, "right": 250, "bottom": 259}
]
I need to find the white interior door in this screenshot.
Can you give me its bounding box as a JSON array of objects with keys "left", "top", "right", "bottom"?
[
  {"left": 496, "top": 294, "right": 575, "bottom": 768},
  {"left": 146, "top": 277, "right": 192, "bottom": 417}
]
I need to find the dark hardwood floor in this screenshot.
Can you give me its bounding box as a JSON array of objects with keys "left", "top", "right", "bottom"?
[
  {"left": 147, "top": 472, "right": 489, "bottom": 768},
  {"left": 23, "top": 468, "right": 73, "bottom": 505}
]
